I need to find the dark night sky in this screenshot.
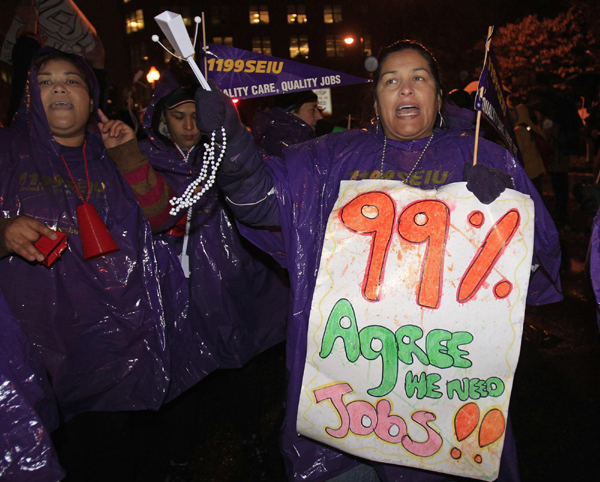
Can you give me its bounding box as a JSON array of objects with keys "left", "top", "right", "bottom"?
[{"left": 368, "top": 0, "right": 578, "bottom": 89}]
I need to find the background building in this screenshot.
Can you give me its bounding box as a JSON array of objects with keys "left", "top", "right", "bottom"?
[{"left": 114, "top": 0, "right": 383, "bottom": 125}]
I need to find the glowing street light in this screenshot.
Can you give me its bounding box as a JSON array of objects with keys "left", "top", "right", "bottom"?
[
  {"left": 344, "top": 37, "right": 355, "bottom": 45},
  {"left": 146, "top": 66, "right": 160, "bottom": 84}
]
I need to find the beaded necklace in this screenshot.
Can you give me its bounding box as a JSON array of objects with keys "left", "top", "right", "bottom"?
[
  {"left": 380, "top": 132, "right": 434, "bottom": 185},
  {"left": 168, "top": 127, "right": 226, "bottom": 217},
  {"left": 60, "top": 140, "right": 91, "bottom": 205}
]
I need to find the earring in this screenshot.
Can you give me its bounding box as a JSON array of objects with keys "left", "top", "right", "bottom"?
[
  {"left": 438, "top": 110, "right": 445, "bottom": 128},
  {"left": 376, "top": 115, "right": 380, "bottom": 134}
]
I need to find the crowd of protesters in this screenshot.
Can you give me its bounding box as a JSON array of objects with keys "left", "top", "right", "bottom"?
[{"left": 1, "top": 3, "right": 600, "bottom": 482}]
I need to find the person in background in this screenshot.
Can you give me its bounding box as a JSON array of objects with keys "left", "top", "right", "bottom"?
[
  {"left": 252, "top": 90, "right": 323, "bottom": 157},
  {"left": 7, "top": 1, "right": 107, "bottom": 125},
  {"left": 194, "top": 39, "right": 562, "bottom": 481},
  {"left": 514, "top": 103, "right": 549, "bottom": 194},
  {"left": 138, "top": 65, "right": 289, "bottom": 481},
  {"left": 528, "top": 88, "right": 583, "bottom": 226}
]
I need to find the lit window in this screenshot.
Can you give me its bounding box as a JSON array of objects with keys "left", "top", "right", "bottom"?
[
  {"left": 213, "top": 37, "right": 234, "bottom": 47},
  {"left": 325, "top": 34, "right": 344, "bottom": 57},
  {"left": 323, "top": 5, "right": 342, "bottom": 24},
  {"left": 363, "top": 34, "right": 372, "bottom": 56},
  {"left": 249, "top": 5, "right": 269, "bottom": 24},
  {"left": 126, "top": 9, "right": 145, "bottom": 34},
  {"left": 287, "top": 5, "right": 307, "bottom": 24},
  {"left": 123, "top": 0, "right": 131, "bottom": 3},
  {"left": 252, "top": 36, "right": 272, "bottom": 55},
  {"left": 289, "top": 35, "right": 309, "bottom": 59}
]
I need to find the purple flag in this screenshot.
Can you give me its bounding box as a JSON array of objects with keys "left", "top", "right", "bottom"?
[
  {"left": 474, "top": 30, "right": 521, "bottom": 160},
  {"left": 204, "top": 44, "right": 370, "bottom": 99}
]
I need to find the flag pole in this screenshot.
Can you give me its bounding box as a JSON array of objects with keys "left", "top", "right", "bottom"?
[
  {"left": 473, "top": 87, "right": 484, "bottom": 166},
  {"left": 473, "top": 26, "right": 494, "bottom": 166}
]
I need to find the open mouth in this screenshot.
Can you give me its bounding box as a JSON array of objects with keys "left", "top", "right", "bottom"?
[
  {"left": 50, "top": 101, "right": 73, "bottom": 109},
  {"left": 395, "top": 105, "right": 420, "bottom": 117}
]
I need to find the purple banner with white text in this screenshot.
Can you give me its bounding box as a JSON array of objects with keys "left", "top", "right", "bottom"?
[
  {"left": 204, "top": 44, "right": 370, "bottom": 99},
  {"left": 474, "top": 37, "right": 520, "bottom": 159}
]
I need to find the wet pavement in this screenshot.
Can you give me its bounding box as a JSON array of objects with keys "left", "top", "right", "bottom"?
[
  {"left": 511, "top": 202, "right": 600, "bottom": 481},
  {"left": 188, "top": 175, "right": 600, "bottom": 482}
]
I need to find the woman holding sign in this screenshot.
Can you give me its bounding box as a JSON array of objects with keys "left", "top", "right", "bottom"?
[{"left": 195, "top": 40, "right": 561, "bottom": 481}]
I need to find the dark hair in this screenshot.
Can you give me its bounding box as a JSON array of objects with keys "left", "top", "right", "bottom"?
[
  {"left": 275, "top": 91, "right": 319, "bottom": 112},
  {"left": 372, "top": 40, "right": 444, "bottom": 101},
  {"left": 33, "top": 51, "right": 91, "bottom": 92}
]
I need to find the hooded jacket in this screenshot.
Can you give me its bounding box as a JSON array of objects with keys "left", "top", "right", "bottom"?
[
  {"left": 138, "top": 71, "right": 289, "bottom": 373},
  {"left": 252, "top": 106, "right": 315, "bottom": 157},
  {"left": 514, "top": 104, "right": 547, "bottom": 180},
  {"left": 0, "top": 51, "right": 171, "bottom": 419},
  {"left": 0, "top": 290, "right": 64, "bottom": 481}
]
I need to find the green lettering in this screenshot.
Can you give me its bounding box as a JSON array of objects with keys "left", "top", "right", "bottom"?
[
  {"left": 320, "top": 299, "right": 360, "bottom": 362},
  {"left": 447, "top": 332, "right": 473, "bottom": 368},
  {"left": 446, "top": 378, "right": 469, "bottom": 401},
  {"left": 405, "top": 371, "right": 427, "bottom": 399},
  {"left": 396, "top": 325, "right": 429, "bottom": 366},
  {"left": 359, "top": 325, "right": 398, "bottom": 397},
  {"left": 426, "top": 373, "right": 443, "bottom": 399},
  {"left": 468, "top": 378, "right": 487, "bottom": 399},
  {"left": 486, "top": 377, "right": 505, "bottom": 397},
  {"left": 426, "top": 329, "right": 453, "bottom": 369}
]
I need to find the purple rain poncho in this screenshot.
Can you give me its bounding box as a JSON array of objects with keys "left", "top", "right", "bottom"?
[
  {"left": 590, "top": 210, "right": 600, "bottom": 326},
  {"left": 138, "top": 74, "right": 289, "bottom": 373},
  {"left": 252, "top": 107, "right": 315, "bottom": 157},
  {"left": 0, "top": 291, "right": 64, "bottom": 481},
  {"left": 0, "top": 51, "right": 172, "bottom": 420},
  {"left": 216, "top": 125, "right": 562, "bottom": 481}
]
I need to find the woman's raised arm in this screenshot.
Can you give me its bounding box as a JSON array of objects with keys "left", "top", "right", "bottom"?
[{"left": 195, "top": 83, "right": 280, "bottom": 226}]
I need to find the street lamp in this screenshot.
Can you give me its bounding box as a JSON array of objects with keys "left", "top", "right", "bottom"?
[
  {"left": 344, "top": 37, "right": 355, "bottom": 45},
  {"left": 146, "top": 66, "right": 160, "bottom": 87}
]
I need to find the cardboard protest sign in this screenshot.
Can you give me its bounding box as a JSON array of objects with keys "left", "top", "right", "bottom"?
[
  {"left": 205, "top": 44, "right": 370, "bottom": 99},
  {"left": 1, "top": 0, "right": 96, "bottom": 65},
  {"left": 474, "top": 29, "right": 520, "bottom": 160},
  {"left": 297, "top": 181, "right": 534, "bottom": 481}
]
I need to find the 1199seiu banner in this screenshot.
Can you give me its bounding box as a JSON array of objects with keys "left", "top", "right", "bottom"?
[{"left": 204, "top": 44, "right": 370, "bottom": 99}]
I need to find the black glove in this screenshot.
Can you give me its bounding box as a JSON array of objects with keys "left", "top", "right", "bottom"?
[
  {"left": 463, "top": 163, "right": 514, "bottom": 205},
  {"left": 194, "top": 80, "right": 246, "bottom": 146}
]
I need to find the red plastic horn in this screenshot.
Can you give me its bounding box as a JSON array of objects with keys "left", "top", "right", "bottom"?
[
  {"left": 76, "top": 203, "right": 119, "bottom": 260},
  {"left": 34, "top": 231, "right": 68, "bottom": 267}
]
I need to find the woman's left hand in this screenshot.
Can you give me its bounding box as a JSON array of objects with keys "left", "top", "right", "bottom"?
[
  {"left": 98, "top": 109, "right": 135, "bottom": 149},
  {"left": 463, "top": 163, "right": 514, "bottom": 204}
]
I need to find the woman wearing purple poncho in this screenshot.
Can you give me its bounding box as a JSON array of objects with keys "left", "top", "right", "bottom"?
[
  {"left": 252, "top": 90, "right": 323, "bottom": 157},
  {"left": 139, "top": 68, "right": 289, "bottom": 371},
  {"left": 590, "top": 210, "right": 600, "bottom": 326},
  {"left": 0, "top": 49, "right": 177, "bottom": 419},
  {"left": 133, "top": 67, "right": 290, "bottom": 477},
  {"left": 194, "top": 41, "right": 562, "bottom": 481},
  {"left": 0, "top": 290, "right": 63, "bottom": 481}
]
